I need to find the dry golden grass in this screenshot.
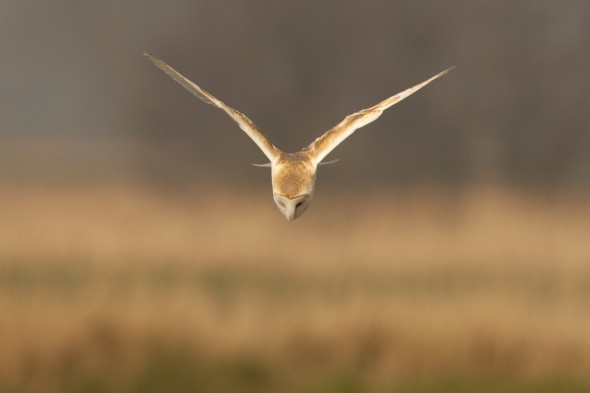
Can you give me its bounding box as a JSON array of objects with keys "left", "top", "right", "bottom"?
[{"left": 1, "top": 184, "right": 590, "bottom": 390}]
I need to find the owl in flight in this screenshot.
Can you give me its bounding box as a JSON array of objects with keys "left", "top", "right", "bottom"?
[{"left": 145, "top": 52, "right": 454, "bottom": 220}]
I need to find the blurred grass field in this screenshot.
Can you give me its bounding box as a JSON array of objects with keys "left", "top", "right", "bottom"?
[{"left": 1, "top": 185, "right": 590, "bottom": 392}]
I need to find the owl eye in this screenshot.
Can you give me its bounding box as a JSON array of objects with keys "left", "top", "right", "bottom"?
[{"left": 295, "top": 201, "right": 303, "bottom": 208}]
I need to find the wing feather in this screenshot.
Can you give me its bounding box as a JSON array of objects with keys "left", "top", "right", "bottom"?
[
  {"left": 307, "top": 67, "right": 455, "bottom": 163},
  {"left": 144, "top": 52, "right": 281, "bottom": 162}
]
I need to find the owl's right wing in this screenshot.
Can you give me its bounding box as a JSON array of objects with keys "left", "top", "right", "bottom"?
[{"left": 145, "top": 52, "right": 281, "bottom": 163}]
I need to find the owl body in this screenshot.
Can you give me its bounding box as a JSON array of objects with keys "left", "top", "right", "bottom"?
[{"left": 271, "top": 153, "right": 317, "bottom": 220}]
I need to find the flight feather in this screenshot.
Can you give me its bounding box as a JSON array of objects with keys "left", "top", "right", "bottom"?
[
  {"left": 308, "top": 66, "right": 455, "bottom": 163},
  {"left": 144, "top": 51, "right": 281, "bottom": 162}
]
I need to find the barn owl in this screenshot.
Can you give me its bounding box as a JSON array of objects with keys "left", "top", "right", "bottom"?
[{"left": 145, "top": 52, "right": 454, "bottom": 220}]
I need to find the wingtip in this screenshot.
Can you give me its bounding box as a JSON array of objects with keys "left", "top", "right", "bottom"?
[
  {"left": 429, "top": 65, "right": 457, "bottom": 81},
  {"left": 442, "top": 65, "right": 457, "bottom": 75},
  {"left": 143, "top": 51, "right": 159, "bottom": 62}
]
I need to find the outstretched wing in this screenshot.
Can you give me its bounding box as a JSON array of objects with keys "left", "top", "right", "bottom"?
[
  {"left": 144, "top": 52, "right": 281, "bottom": 162},
  {"left": 307, "top": 67, "right": 455, "bottom": 164}
]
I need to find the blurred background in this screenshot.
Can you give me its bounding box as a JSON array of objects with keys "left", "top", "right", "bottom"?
[{"left": 1, "top": 1, "right": 590, "bottom": 392}]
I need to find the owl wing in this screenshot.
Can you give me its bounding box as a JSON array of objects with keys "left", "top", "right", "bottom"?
[
  {"left": 145, "top": 52, "right": 281, "bottom": 163},
  {"left": 307, "top": 67, "right": 455, "bottom": 164}
]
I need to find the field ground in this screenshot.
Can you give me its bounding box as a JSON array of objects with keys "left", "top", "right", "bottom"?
[{"left": 1, "top": 185, "right": 589, "bottom": 392}]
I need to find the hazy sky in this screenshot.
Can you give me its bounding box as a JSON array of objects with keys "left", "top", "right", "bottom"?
[{"left": 1, "top": 0, "right": 589, "bottom": 188}]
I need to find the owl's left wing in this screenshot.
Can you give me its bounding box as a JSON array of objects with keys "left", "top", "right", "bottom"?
[{"left": 307, "top": 66, "right": 455, "bottom": 164}]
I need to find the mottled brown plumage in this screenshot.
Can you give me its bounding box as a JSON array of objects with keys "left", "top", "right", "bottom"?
[
  {"left": 272, "top": 153, "right": 316, "bottom": 199},
  {"left": 145, "top": 51, "right": 454, "bottom": 220}
]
